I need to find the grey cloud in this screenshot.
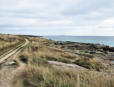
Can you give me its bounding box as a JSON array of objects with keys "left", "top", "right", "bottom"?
[
  {"left": 62, "top": 0, "right": 114, "bottom": 15},
  {"left": 0, "top": 0, "right": 114, "bottom": 36}
]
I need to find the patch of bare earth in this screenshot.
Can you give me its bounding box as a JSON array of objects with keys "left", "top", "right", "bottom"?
[{"left": 0, "top": 50, "right": 25, "bottom": 87}]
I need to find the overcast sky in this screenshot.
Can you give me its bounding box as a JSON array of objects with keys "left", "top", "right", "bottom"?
[{"left": 0, "top": 0, "right": 114, "bottom": 36}]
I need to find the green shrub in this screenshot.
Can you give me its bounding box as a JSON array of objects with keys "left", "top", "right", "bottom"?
[
  {"left": 23, "top": 79, "right": 31, "bottom": 87},
  {"left": 46, "top": 56, "right": 58, "bottom": 61},
  {"left": 19, "top": 55, "right": 28, "bottom": 64},
  {"left": 74, "top": 59, "right": 92, "bottom": 69},
  {"left": 46, "top": 56, "right": 72, "bottom": 64},
  {"left": 81, "top": 53, "right": 94, "bottom": 58},
  {"left": 58, "top": 58, "right": 72, "bottom": 64},
  {"left": 74, "top": 59, "right": 104, "bottom": 71}
]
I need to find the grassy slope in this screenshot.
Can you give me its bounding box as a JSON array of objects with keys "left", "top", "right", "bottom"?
[
  {"left": 13, "top": 36, "right": 114, "bottom": 87},
  {"left": 0, "top": 34, "right": 25, "bottom": 56}
]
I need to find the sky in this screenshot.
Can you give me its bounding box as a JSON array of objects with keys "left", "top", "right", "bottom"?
[{"left": 0, "top": 0, "right": 114, "bottom": 36}]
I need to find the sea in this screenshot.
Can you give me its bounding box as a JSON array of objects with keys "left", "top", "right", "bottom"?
[{"left": 43, "top": 36, "right": 114, "bottom": 47}]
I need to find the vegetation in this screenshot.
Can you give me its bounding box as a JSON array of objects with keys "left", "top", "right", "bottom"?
[
  {"left": 74, "top": 50, "right": 94, "bottom": 58},
  {"left": 0, "top": 34, "right": 25, "bottom": 56},
  {"left": 74, "top": 58, "right": 104, "bottom": 71},
  {"left": 13, "top": 37, "right": 114, "bottom": 87},
  {"left": 11, "top": 60, "right": 18, "bottom": 66},
  {"left": 19, "top": 55, "right": 28, "bottom": 64}
]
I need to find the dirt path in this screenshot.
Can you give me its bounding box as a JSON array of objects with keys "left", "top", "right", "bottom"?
[
  {"left": 0, "top": 39, "right": 29, "bottom": 87},
  {"left": 0, "top": 39, "right": 28, "bottom": 64}
]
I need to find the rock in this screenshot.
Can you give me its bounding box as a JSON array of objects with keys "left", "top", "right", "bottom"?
[
  {"left": 48, "top": 61, "right": 85, "bottom": 69},
  {"left": 107, "top": 52, "right": 114, "bottom": 60},
  {"left": 3, "top": 61, "right": 17, "bottom": 66},
  {"left": 109, "top": 47, "right": 114, "bottom": 52}
]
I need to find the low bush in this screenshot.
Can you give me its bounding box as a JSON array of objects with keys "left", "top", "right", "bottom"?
[
  {"left": 74, "top": 58, "right": 104, "bottom": 71},
  {"left": 81, "top": 53, "right": 94, "bottom": 58},
  {"left": 19, "top": 55, "right": 28, "bottom": 64},
  {"left": 58, "top": 57, "right": 72, "bottom": 64}
]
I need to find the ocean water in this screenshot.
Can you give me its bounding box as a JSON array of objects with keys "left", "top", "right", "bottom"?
[{"left": 43, "top": 36, "right": 114, "bottom": 47}]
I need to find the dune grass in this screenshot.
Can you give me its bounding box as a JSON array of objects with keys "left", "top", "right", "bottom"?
[
  {"left": 0, "top": 34, "right": 25, "bottom": 56},
  {"left": 13, "top": 37, "right": 114, "bottom": 87},
  {"left": 14, "top": 54, "right": 114, "bottom": 87}
]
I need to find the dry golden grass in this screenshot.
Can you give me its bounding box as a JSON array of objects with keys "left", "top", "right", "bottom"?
[
  {"left": 0, "top": 34, "right": 25, "bottom": 55},
  {"left": 14, "top": 57, "right": 114, "bottom": 87},
  {"left": 13, "top": 37, "right": 114, "bottom": 87}
]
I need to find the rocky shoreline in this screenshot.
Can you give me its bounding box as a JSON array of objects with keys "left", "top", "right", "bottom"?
[{"left": 45, "top": 39, "right": 114, "bottom": 62}]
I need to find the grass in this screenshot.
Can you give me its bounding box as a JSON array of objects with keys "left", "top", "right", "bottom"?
[
  {"left": 74, "top": 50, "right": 94, "bottom": 58},
  {"left": 13, "top": 56, "right": 114, "bottom": 87},
  {"left": 81, "top": 53, "right": 94, "bottom": 58},
  {"left": 13, "top": 36, "right": 114, "bottom": 87},
  {"left": 74, "top": 58, "right": 104, "bottom": 71},
  {"left": 0, "top": 34, "right": 25, "bottom": 56},
  {"left": 25, "top": 40, "right": 77, "bottom": 64}
]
